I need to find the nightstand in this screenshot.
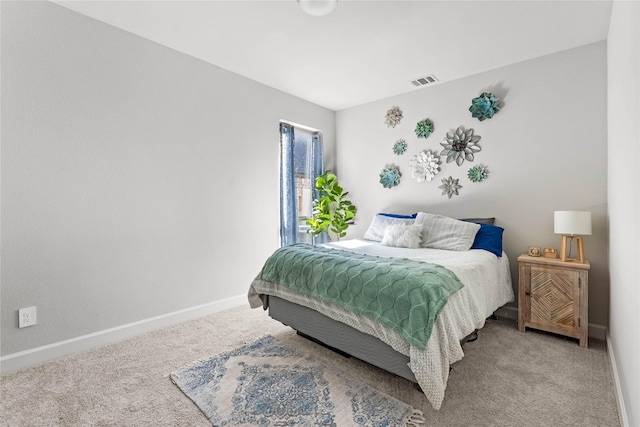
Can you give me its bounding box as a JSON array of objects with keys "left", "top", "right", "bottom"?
[{"left": 517, "top": 254, "right": 590, "bottom": 347}]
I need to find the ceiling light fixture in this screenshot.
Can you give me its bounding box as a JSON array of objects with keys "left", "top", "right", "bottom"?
[{"left": 298, "top": 0, "right": 338, "bottom": 16}]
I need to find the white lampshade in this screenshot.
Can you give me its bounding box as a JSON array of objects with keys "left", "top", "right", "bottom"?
[
  {"left": 298, "top": 0, "right": 338, "bottom": 16},
  {"left": 554, "top": 211, "right": 592, "bottom": 236}
]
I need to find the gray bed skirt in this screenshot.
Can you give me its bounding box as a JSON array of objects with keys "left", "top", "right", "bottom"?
[{"left": 267, "top": 295, "right": 418, "bottom": 382}]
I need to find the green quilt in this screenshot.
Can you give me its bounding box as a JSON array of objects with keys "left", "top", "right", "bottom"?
[{"left": 259, "top": 243, "right": 464, "bottom": 349}]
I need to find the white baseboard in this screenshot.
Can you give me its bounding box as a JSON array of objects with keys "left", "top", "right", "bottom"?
[
  {"left": 607, "top": 333, "right": 629, "bottom": 427},
  {"left": 493, "top": 306, "right": 607, "bottom": 341},
  {"left": 0, "top": 294, "right": 247, "bottom": 374}
]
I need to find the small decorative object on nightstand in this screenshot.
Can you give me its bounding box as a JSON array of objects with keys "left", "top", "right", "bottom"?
[{"left": 518, "top": 254, "right": 590, "bottom": 347}]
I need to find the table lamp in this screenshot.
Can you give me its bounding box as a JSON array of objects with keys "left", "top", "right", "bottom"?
[{"left": 554, "top": 211, "right": 592, "bottom": 263}]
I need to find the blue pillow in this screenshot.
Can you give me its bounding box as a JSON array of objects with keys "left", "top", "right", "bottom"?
[
  {"left": 378, "top": 212, "right": 418, "bottom": 219},
  {"left": 470, "top": 223, "right": 504, "bottom": 257}
]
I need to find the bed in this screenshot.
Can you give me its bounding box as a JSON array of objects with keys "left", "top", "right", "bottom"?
[{"left": 248, "top": 212, "right": 514, "bottom": 409}]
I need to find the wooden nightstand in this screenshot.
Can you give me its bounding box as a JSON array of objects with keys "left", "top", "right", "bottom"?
[{"left": 517, "top": 254, "right": 590, "bottom": 347}]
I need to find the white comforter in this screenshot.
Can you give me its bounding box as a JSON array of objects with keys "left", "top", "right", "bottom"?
[{"left": 248, "top": 239, "right": 514, "bottom": 409}]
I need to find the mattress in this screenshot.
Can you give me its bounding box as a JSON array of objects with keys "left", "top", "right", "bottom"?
[{"left": 248, "top": 239, "right": 514, "bottom": 409}]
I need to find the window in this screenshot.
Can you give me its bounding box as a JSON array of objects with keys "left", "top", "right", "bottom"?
[{"left": 279, "top": 122, "right": 324, "bottom": 246}]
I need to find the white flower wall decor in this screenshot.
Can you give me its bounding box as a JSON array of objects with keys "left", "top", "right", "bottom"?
[{"left": 410, "top": 150, "right": 441, "bottom": 182}]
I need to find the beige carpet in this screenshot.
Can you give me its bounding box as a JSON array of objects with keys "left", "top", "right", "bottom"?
[{"left": 1, "top": 305, "right": 620, "bottom": 426}]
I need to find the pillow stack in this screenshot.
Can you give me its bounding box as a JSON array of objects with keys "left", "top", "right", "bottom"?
[{"left": 363, "top": 212, "right": 504, "bottom": 256}]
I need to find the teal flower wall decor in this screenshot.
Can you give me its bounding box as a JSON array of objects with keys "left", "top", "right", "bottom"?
[
  {"left": 379, "top": 166, "right": 401, "bottom": 188},
  {"left": 438, "top": 176, "right": 462, "bottom": 199},
  {"left": 385, "top": 106, "right": 403, "bottom": 128},
  {"left": 467, "top": 164, "right": 489, "bottom": 183},
  {"left": 469, "top": 92, "right": 500, "bottom": 121},
  {"left": 415, "top": 119, "right": 434, "bottom": 139},
  {"left": 440, "top": 126, "right": 481, "bottom": 166},
  {"left": 392, "top": 139, "right": 407, "bottom": 155}
]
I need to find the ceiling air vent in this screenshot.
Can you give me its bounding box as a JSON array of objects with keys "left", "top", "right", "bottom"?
[{"left": 411, "top": 74, "right": 439, "bottom": 87}]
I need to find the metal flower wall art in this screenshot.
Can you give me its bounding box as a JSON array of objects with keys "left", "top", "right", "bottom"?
[
  {"left": 469, "top": 92, "right": 500, "bottom": 121},
  {"left": 385, "top": 106, "right": 403, "bottom": 128},
  {"left": 410, "top": 150, "right": 441, "bottom": 182},
  {"left": 415, "top": 119, "right": 434, "bottom": 139},
  {"left": 379, "top": 166, "right": 401, "bottom": 188},
  {"left": 440, "top": 126, "right": 481, "bottom": 166},
  {"left": 439, "top": 176, "right": 462, "bottom": 199},
  {"left": 467, "top": 164, "right": 489, "bottom": 183},
  {"left": 392, "top": 139, "right": 407, "bottom": 155}
]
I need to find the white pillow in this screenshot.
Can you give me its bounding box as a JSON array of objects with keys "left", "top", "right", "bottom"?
[
  {"left": 363, "top": 215, "right": 415, "bottom": 242},
  {"left": 381, "top": 224, "right": 423, "bottom": 248},
  {"left": 415, "top": 212, "right": 480, "bottom": 251}
]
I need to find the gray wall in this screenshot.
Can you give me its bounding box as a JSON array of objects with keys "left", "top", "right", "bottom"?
[
  {"left": 1, "top": 1, "right": 335, "bottom": 355},
  {"left": 607, "top": 2, "right": 640, "bottom": 426},
  {"left": 335, "top": 42, "right": 609, "bottom": 328}
]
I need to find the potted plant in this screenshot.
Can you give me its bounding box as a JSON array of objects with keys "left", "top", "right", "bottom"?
[{"left": 306, "top": 171, "right": 357, "bottom": 241}]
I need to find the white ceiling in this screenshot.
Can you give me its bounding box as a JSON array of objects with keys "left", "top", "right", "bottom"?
[{"left": 54, "top": 0, "right": 613, "bottom": 111}]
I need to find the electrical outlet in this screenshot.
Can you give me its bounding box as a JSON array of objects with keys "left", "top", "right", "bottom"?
[{"left": 19, "top": 306, "right": 37, "bottom": 328}]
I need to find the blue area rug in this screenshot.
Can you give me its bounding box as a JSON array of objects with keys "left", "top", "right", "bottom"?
[{"left": 170, "top": 335, "right": 424, "bottom": 426}]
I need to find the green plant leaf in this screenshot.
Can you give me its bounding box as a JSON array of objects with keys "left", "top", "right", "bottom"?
[{"left": 305, "top": 171, "right": 357, "bottom": 241}]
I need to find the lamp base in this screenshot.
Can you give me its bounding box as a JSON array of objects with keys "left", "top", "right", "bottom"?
[{"left": 560, "top": 235, "right": 585, "bottom": 263}]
